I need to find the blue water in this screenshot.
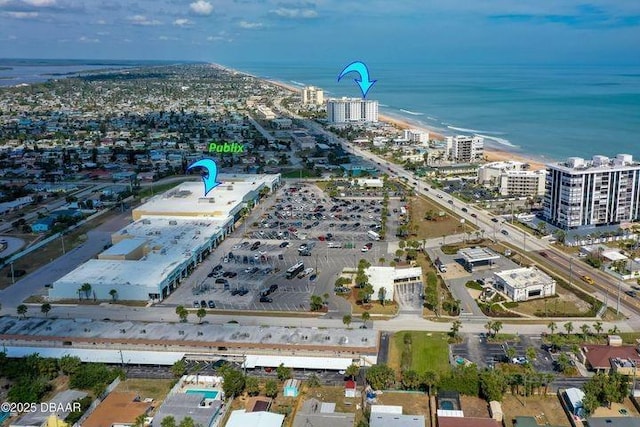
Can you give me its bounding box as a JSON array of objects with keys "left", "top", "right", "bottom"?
[
  {"left": 224, "top": 61, "right": 640, "bottom": 162},
  {"left": 185, "top": 389, "right": 219, "bottom": 399}
]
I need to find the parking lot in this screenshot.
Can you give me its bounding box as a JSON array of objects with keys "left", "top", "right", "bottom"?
[
  {"left": 161, "top": 182, "right": 392, "bottom": 312},
  {"left": 451, "top": 333, "right": 556, "bottom": 372}
]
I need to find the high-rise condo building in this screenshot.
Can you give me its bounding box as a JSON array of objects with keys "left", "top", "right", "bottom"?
[
  {"left": 302, "top": 86, "right": 324, "bottom": 106},
  {"left": 544, "top": 154, "right": 640, "bottom": 229},
  {"left": 326, "top": 97, "right": 378, "bottom": 123},
  {"left": 446, "top": 135, "right": 484, "bottom": 163}
]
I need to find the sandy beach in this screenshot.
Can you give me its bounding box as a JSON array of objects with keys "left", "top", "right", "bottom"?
[{"left": 214, "top": 63, "right": 549, "bottom": 171}]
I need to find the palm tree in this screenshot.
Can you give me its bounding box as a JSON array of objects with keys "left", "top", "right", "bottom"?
[
  {"left": 484, "top": 321, "right": 494, "bottom": 337},
  {"left": 547, "top": 321, "right": 557, "bottom": 335},
  {"left": 134, "top": 413, "right": 146, "bottom": 427},
  {"left": 361, "top": 311, "right": 370, "bottom": 327},
  {"left": 450, "top": 320, "right": 462, "bottom": 339},
  {"left": 491, "top": 320, "right": 503, "bottom": 337},
  {"left": 608, "top": 325, "right": 620, "bottom": 335},
  {"left": 40, "top": 303, "right": 51, "bottom": 317},
  {"left": 580, "top": 324, "right": 591, "bottom": 340},
  {"left": 342, "top": 314, "right": 352, "bottom": 328},
  {"left": 176, "top": 305, "right": 188, "bottom": 322},
  {"left": 593, "top": 321, "right": 603, "bottom": 336},
  {"left": 16, "top": 304, "right": 28, "bottom": 319},
  {"left": 80, "top": 283, "right": 92, "bottom": 299},
  {"left": 109, "top": 289, "right": 118, "bottom": 302},
  {"left": 421, "top": 371, "right": 439, "bottom": 396},
  {"left": 564, "top": 321, "right": 574, "bottom": 335},
  {"left": 196, "top": 308, "right": 206, "bottom": 324}
]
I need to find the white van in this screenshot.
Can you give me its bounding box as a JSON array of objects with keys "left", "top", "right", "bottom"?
[{"left": 367, "top": 230, "right": 381, "bottom": 241}]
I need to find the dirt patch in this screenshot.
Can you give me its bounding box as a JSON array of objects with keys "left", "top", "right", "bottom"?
[
  {"left": 409, "top": 195, "right": 467, "bottom": 239},
  {"left": 441, "top": 262, "right": 471, "bottom": 280},
  {"left": 501, "top": 395, "right": 570, "bottom": 427},
  {"left": 376, "top": 391, "right": 429, "bottom": 416},
  {"left": 591, "top": 398, "right": 640, "bottom": 418},
  {"left": 115, "top": 378, "right": 175, "bottom": 406},
  {"left": 460, "top": 395, "right": 491, "bottom": 418}
]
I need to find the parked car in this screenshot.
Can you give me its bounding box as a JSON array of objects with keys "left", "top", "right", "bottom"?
[
  {"left": 193, "top": 301, "right": 200, "bottom": 308},
  {"left": 279, "top": 241, "right": 290, "bottom": 248},
  {"left": 207, "top": 300, "right": 216, "bottom": 308},
  {"left": 259, "top": 296, "right": 273, "bottom": 303}
]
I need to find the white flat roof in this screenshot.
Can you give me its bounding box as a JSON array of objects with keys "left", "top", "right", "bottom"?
[
  {"left": 243, "top": 355, "right": 370, "bottom": 370},
  {"left": 100, "top": 237, "right": 147, "bottom": 257},
  {"left": 370, "top": 405, "right": 403, "bottom": 414},
  {"left": 226, "top": 410, "right": 284, "bottom": 427},
  {"left": 52, "top": 217, "right": 224, "bottom": 291},
  {"left": 494, "top": 267, "right": 554, "bottom": 289},
  {"left": 4, "top": 347, "right": 185, "bottom": 365},
  {"left": 459, "top": 247, "right": 501, "bottom": 263}
]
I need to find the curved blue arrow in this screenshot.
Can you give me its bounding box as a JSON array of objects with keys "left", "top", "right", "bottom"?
[
  {"left": 187, "top": 158, "right": 221, "bottom": 196},
  {"left": 338, "top": 61, "right": 377, "bottom": 98}
]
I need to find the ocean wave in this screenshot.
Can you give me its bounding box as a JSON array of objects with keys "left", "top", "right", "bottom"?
[
  {"left": 427, "top": 116, "right": 438, "bottom": 121},
  {"left": 290, "top": 80, "right": 305, "bottom": 87},
  {"left": 378, "top": 103, "right": 389, "bottom": 107},
  {"left": 476, "top": 133, "right": 518, "bottom": 148},
  {"left": 400, "top": 109, "right": 424, "bottom": 116},
  {"left": 447, "top": 125, "right": 504, "bottom": 135}
]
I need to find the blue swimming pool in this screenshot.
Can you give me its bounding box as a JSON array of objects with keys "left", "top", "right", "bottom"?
[
  {"left": 440, "top": 401, "right": 454, "bottom": 410},
  {"left": 186, "top": 389, "right": 219, "bottom": 399}
]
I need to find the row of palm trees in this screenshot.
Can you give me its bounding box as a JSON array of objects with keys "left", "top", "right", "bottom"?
[
  {"left": 14, "top": 303, "right": 52, "bottom": 319},
  {"left": 546, "top": 320, "right": 615, "bottom": 338},
  {"left": 76, "top": 283, "right": 119, "bottom": 302}
]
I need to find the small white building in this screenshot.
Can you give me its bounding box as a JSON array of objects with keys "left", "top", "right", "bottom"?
[
  {"left": 365, "top": 266, "right": 423, "bottom": 303},
  {"left": 353, "top": 178, "right": 383, "bottom": 188},
  {"left": 493, "top": 267, "right": 556, "bottom": 302}
]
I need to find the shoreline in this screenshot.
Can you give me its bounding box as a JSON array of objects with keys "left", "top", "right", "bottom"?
[{"left": 212, "top": 62, "right": 552, "bottom": 170}]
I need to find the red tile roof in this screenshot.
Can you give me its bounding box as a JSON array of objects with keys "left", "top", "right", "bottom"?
[
  {"left": 345, "top": 380, "right": 356, "bottom": 389},
  {"left": 583, "top": 345, "right": 640, "bottom": 369},
  {"left": 438, "top": 417, "right": 501, "bottom": 427}
]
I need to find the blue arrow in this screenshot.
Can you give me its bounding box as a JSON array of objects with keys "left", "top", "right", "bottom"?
[
  {"left": 187, "top": 158, "right": 221, "bottom": 196},
  {"left": 338, "top": 61, "right": 377, "bottom": 98}
]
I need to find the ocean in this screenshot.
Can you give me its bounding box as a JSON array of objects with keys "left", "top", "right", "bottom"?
[{"left": 224, "top": 60, "right": 640, "bottom": 162}]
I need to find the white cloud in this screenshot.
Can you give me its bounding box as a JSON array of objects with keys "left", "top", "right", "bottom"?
[
  {"left": 190, "top": 0, "right": 213, "bottom": 16},
  {"left": 127, "top": 15, "right": 161, "bottom": 26},
  {"left": 78, "top": 35, "right": 99, "bottom": 43},
  {"left": 173, "top": 18, "right": 192, "bottom": 27},
  {"left": 239, "top": 20, "right": 263, "bottom": 29},
  {"left": 3, "top": 11, "right": 39, "bottom": 19},
  {"left": 96, "top": 31, "right": 109, "bottom": 36},
  {"left": 158, "top": 35, "right": 179, "bottom": 41},
  {"left": 271, "top": 8, "right": 318, "bottom": 18},
  {"left": 96, "top": 19, "right": 106, "bottom": 25},
  {"left": 22, "top": 0, "right": 56, "bottom": 6}
]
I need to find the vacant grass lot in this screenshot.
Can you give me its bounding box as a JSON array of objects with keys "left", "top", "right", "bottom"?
[
  {"left": 501, "top": 395, "right": 570, "bottom": 427},
  {"left": 115, "top": 378, "right": 175, "bottom": 405},
  {"left": 388, "top": 331, "right": 450, "bottom": 375},
  {"left": 409, "top": 195, "right": 466, "bottom": 239}
]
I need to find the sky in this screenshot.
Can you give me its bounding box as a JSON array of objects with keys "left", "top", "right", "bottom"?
[{"left": 0, "top": 0, "right": 639, "bottom": 65}]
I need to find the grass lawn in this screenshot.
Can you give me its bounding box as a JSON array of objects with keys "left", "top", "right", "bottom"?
[
  {"left": 376, "top": 391, "right": 429, "bottom": 416},
  {"left": 137, "top": 180, "right": 183, "bottom": 198},
  {"left": 282, "top": 169, "right": 320, "bottom": 179},
  {"left": 388, "top": 331, "right": 450, "bottom": 375},
  {"left": 501, "top": 395, "right": 570, "bottom": 427},
  {"left": 408, "top": 195, "right": 468, "bottom": 239},
  {"left": 509, "top": 285, "right": 592, "bottom": 317},
  {"left": 115, "top": 378, "right": 175, "bottom": 404}
]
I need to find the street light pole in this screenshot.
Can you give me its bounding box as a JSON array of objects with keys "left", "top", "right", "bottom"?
[{"left": 617, "top": 279, "right": 622, "bottom": 315}]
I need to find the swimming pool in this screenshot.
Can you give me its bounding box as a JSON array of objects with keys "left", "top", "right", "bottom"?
[
  {"left": 185, "top": 389, "right": 219, "bottom": 399},
  {"left": 440, "top": 401, "right": 454, "bottom": 410}
]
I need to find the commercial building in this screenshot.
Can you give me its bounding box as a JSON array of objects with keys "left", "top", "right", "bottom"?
[
  {"left": 446, "top": 135, "right": 484, "bottom": 163},
  {"left": 0, "top": 317, "right": 378, "bottom": 370},
  {"left": 493, "top": 267, "right": 556, "bottom": 302},
  {"left": 326, "top": 97, "right": 378, "bottom": 123},
  {"left": 478, "top": 161, "right": 546, "bottom": 196},
  {"left": 48, "top": 175, "right": 280, "bottom": 302},
  {"left": 403, "top": 129, "right": 429, "bottom": 144},
  {"left": 365, "top": 266, "right": 423, "bottom": 303},
  {"left": 302, "top": 86, "right": 324, "bottom": 106},
  {"left": 544, "top": 154, "right": 640, "bottom": 229}
]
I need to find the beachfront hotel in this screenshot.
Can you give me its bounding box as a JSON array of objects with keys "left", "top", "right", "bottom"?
[
  {"left": 544, "top": 154, "right": 640, "bottom": 229},
  {"left": 446, "top": 135, "right": 484, "bottom": 163},
  {"left": 478, "top": 161, "right": 546, "bottom": 197},
  {"left": 302, "top": 85, "right": 324, "bottom": 106},
  {"left": 326, "top": 97, "right": 379, "bottom": 123}
]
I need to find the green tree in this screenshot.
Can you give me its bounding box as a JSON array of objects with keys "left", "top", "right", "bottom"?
[
  {"left": 345, "top": 364, "right": 360, "bottom": 379},
  {"left": 564, "top": 321, "right": 574, "bottom": 335},
  {"left": 265, "top": 379, "right": 278, "bottom": 398},
  {"left": 134, "top": 414, "right": 146, "bottom": 427},
  {"left": 307, "top": 373, "right": 321, "bottom": 388},
  {"left": 580, "top": 323, "right": 591, "bottom": 340},
  {"left": 245, "top": 376, "right": 260, "bottom": 396},
  {"left": 80, "top": 283, "right": 92, "bottom": 299},
  {"left": 16, "top": 304, "right": 27, "bottom": 318},
  {"left": 593, "top": 321, "right": 603, "bottom": 336},
  {"left": 178, "top": 417, "right": 196, "bottom": 427},
  {"left": 40, "top": 303, "right": 51, "bottom": 317},
  {"left": 171, "top": 360, "right": 187, "bottom": 378},
  {"left": 109, "top": 289, "right": 118, "bottom": 302},
  {"left": 401, "top": 369, "right": 421, "bottom": 390},
  {"left": 450, "top": 320, "right": 462, "bottom": 339},
  {"left": 310, "top": 295, "right": 324, "bottom": 311},
  {"left": 526, "top": 347, "right": 537, "bottom": 363},
  {"left": 343, "top": 314, "right": 352, "bottom": 328},
  {"left": 505, "top": 346, "right": 517, "bottom": 361},
  {"left": 59, "top": 355, "right": 82, "bottom": 375},
  {"left": 176, "top": 305, "right": 188, "bottom": 322},
  {"left": 421, "top": 371, "right": 439, "bottom": 396},
  {"left": 221, "top": 368, "right": 246, "bottom": 397},
  {"left": 378, "top": 287, "right": 387, "bottom": 306},
  {"left": 361, "top": 311, "right": 370, "bottom": 326},
  {"left": 161, "top": 416, "right": 177, "bottom": 427},
  {"left": 365, "top": 364, "right": 395, "bottom": 390},
  {"left": 196, "top": 308, "right": 206, "bottom": 324},
  {"left": 547, "top": 321, "right": 557, "bottom": 335},
  {"left": 479, "top": 369, "right": 507, "bottom": 402},
  {"left": 490, "top": 321, "right": 503, "bottom": 337},
  {"left": 276, "top": 363, "right": 292, "bottom": 381}
]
